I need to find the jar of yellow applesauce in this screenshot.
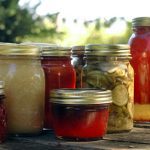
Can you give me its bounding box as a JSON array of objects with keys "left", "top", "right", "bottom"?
[{"left": 0, "top": 43, "right": 45, "bottom": 135}]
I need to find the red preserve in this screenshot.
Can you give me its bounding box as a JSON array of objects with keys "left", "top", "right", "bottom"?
[
  {"left": 129, "top": 17, "right": 150, "bottom": 122},
  {"left": 41, "top": 46, "right": 76, "bottom": 128},
  {"left": 0, "top": 81, "right": 7, "bottom": 143},
  {"left": 50, "top": 89, "right": 112, "bottom": 140}
]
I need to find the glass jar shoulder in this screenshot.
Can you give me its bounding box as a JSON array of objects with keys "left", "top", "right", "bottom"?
[
  {"left": 71, "top": 56, "right": 85, "bottom": 67},
  {"left": 129, "top": 32, "right": 150, "bottom": 43},
  {"left": 0, "top": 58, "right": 45, "bottom": 85},
  {"left": 42, "top": 59, "right": 75, "bottom": 74},
  {"left": 82, "top": 60, "right": 133, "bottom": 89},
  {"left": 129, "top": 32, "right": 150, "bottom": 53}
]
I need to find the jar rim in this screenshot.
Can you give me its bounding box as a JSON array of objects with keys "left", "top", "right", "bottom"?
[
  {"left": 85, "top": 44, "right": 131, "bottom": 58},
  {"left": 50, "top": 88, "right": 112, "bottom": 105},
  {"left": 71, "top": 46, "right": 85, "bottom": 56},
  {"left": 0, "top": 43, "right": 40, "bottom": 56},
  {"left": 0, "top": 81, "right": 5, "bottom": 96}
]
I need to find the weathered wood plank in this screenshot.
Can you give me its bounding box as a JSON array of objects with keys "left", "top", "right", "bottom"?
[{"left": 0, "top": 126, "right": 150, "bottom": 150}]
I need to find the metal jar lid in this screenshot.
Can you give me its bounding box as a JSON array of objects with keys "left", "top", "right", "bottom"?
[
  {"left": 71, "top": 46, "right": 85, "bottom": 56},
  {"left": 0, "top": 81, "right": 5, "bottom": 95},
  {"left": 50, "top": 88, "right": 112, "bottom": 105},
  {"left": 0, "top": 43, "right": 40, "bottom": 56},
  {"left": 85, "top": 44, "right": 131, "bottom": 58},
  {"left": 21, "top": 42, "right": 57, "bottom": 50},
  {"left": 132, "top": 17, "right": 150, "bottom": 27},
  {"left": 41, "top": 45, "right": 71, "bottom": 56},
  {"left": 21, "top": 42, "right": 56, "bottom": 47}
]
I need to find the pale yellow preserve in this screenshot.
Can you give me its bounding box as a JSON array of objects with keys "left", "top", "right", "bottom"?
[{"left": 0, "top": 57, "right": 45, "bottom": 134}]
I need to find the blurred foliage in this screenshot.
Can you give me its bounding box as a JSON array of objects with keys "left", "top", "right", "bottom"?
[
  {"left": 0, "top": 0, "right": 132, "bottom": 45},
  {"left": 0, "top": 0, "right": 65, "bottom": 43},
  {"left": 23, "top": 12, "right": 65, "bottom": 43},
  {"left": 81, "top": 17, "right": 132, "bottom": 45}
]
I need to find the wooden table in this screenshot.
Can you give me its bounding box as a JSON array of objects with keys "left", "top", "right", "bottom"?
[{"left": 1, "top": 123, "right": 150, "bottom": 150}]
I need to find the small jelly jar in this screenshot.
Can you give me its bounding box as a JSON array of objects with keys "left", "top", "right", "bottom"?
[
  {"left": 50, "top": 89, "right": 112, "bottom": 140},
  {"left": 0, "top": 81, "right": 7, "bottom": 143},
  {"left": 71, "top": 46, "right": 85, "bottom": 88},
  {"left": 128, "top": 17, "right": 150, "bottom": 122},
  {"left": 41, "top": 46, "right": 76, "bottom": 129}
]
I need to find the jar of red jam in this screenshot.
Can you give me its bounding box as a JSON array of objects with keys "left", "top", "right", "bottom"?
[
  {"left": 0, "top": 81, "right": 7, "bottom": 143},
  {"left": 41, "top": 46, "right": 76, "bottom": 129},
  {"left": 50, "top": 89, "right": 112, "bottom": 140},
  {"left": 71, "top": 46, "right": 85, "bottom": 88},
  {"left": 128, "top": 17, "right": 150, "bottom": 122}
]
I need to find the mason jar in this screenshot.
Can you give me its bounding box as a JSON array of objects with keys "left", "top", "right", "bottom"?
[
  {"left": 50, "top": 88, "right": 112, "bottom": 140},
  {"left": 0, "top": 81, "right": 7, "bottom": 143},
  {"left": 82, "top": 44, "right": 134, "bottom": 133},
  {"left": 128, "top": 17, "right": 150, "bottom": 123},
  {"left": 0, "top": 43, "right": 45, "bottom": 135},
  {"left": 71, "top": 46, "right": 85, "bottom": 88},
  {"left": 41, "top": 45, "right": 76, "bottom": 129}
]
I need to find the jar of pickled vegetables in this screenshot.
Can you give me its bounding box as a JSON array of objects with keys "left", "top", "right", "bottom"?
[
  {"left": 0, "top": 43, "right": 45, "bottom": 135},
  {"left": 128, "top": 17, "right": 150, "bottom": 122},
  {"left": 71, "top": 46, "right": 85, "bottom": 88},
  {"left": 0, "top": 81, "right": 7, "bottom": 143},
  {"left": 41, "top": 45, "right": 76, "bottom": 129},
  {"left": 82, "top": 44, "right": 134, "bottom": 133},
  {"left": 51, "top": 89, "right": 112, "bottom": 140}
]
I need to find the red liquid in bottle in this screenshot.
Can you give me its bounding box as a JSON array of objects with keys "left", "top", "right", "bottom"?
[
  {"left": 129, "top": 24, "right": 150, "bottom": 122},
  {"left": 41, "top": 57, "right": 76, "bottom": 128}
]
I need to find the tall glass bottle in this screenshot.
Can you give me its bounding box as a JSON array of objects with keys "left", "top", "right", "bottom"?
[{"left": 129, "top": 17, "right": 150, "bottom": 122}]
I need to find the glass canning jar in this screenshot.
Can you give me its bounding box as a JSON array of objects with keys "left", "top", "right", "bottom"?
[
  {"left": 71, "top": 46, "right": 85, "bottom": 88},
  {"left": 128, "top": 17, "right": 150, "bottom": 122},
  {"left": 82, "top": 44, "right": 134, "bottom": 133},
  {"left": 41, "top": 45, "right": 76, "bottom": 129},
  {"left": 0, "top": 81, "right": 7, "bottom": 143},
  {"left": 50, "top": 89, "right": 112, "bottom": 141},
  {"left": 0, "top": 43, "right": 45, "bottom": 135}
]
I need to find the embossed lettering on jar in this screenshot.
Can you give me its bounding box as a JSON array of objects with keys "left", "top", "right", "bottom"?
[
  {"left": 128, "top": 17, "right": 150, "bottom": 122},
  {"left": 82, "top": 44, "right": 134, "bottom": 133}
]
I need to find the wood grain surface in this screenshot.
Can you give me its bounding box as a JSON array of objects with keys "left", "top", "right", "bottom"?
[{"left": 0, "top": 124, "right": 150, "bottom": 150}]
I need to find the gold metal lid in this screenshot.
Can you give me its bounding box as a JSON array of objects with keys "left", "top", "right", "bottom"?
[
  {"left": 71, "top": 46, "right": 85, "bottom": 56},
  {"left": 21, "top": 42, "right": 57, "bottom": 49},
  {"left": 42, "top": 45, "right": 71, "bottom": 56},
  {"left": 0, "top": 43, "right": 40, "bottom": 56},
  {"left": 22, "top": 43, "right": 71, "bottom": 56},
  {"left": 50, "top": 88, "right": 112, "bottom": 104},
  {"left": 132, "top": 17, "right": 150, "bottom": 27},
  {"left": 0, "top": 81, "right": 5, "bottom": 95},
  {"left": 85, "top": 44, "right": 131, "bottom": 58}
]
